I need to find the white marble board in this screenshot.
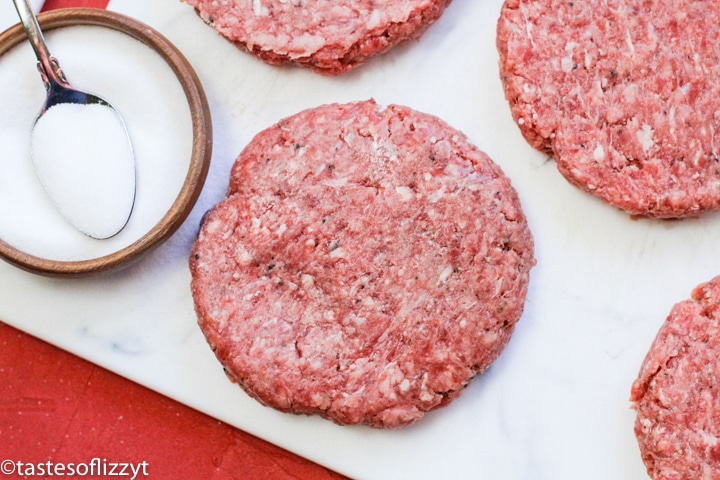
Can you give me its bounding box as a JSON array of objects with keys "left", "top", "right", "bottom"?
[{"left": 4, "top": 0, "right": 720, "bottom": 478}]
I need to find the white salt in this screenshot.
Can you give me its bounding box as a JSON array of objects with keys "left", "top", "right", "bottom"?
[{"left": 31, "top": 102, "right": 135, "bottom": 239}]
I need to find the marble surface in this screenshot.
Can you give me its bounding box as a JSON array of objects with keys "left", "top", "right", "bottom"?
[{"left": 3, "top": 0, "right": 720, "bottom": 478}]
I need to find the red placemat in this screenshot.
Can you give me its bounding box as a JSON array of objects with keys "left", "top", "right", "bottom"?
[
  {"left": 42, "top": 0, "right": 110, "bottom": 10},
  {"left": 2, "top": 1, "right": 347, "bottom": 479},
  {"left": 0, "top": 323, "right": 345, "bottom": 479}
]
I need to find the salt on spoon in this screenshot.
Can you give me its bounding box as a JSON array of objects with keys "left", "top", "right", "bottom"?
[{"left": 13, "top": 0, "right": 136, "bottom": 240}]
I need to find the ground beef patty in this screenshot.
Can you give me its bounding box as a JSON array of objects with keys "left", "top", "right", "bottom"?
[
  {"left": 190, "top": 100, "right": 535, "bottom": 428},
  {"left": 497, "top": 0, "right": 720, "bottom": 218},
  {"left": 181, "top": 0, "right": 452, "bottom": 75},
  {"left": 631, "top": 276, "right": 720, "bottom": 479}
]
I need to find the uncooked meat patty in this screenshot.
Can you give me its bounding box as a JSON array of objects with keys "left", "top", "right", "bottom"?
[
  {"left": 190, "top": 100, "right": 535, "bottom": 428},
  {"left": 497, "top": 0, "right": 720, "bottom": 218},
  {"left": 631, "top": 276, "right": 720, "bottom": 479},
  {"left": 182, "top": 0, "right": 452, "bottom": 75}
]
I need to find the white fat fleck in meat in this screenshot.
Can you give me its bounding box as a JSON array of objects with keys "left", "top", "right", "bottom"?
[
  {"left": 482, "top": 330, "right": 499, "bottom": 345},
  {"left": 350, "top": 314, "right": 366, "bottom": 326},
  {"left": 252, "top": 0, "right": 268, "bottom": 16},
  {"left": 561, "top": 41, "right": 577, "bottom": 73},
  {"left": 437, "top": 265, "right": 454, "bottom": 285},
  {"left": 350, "top": 275, "right": 371, "bottom": 295},
  {"left": 668, "top": 105, "right": 677, "bottom": 139},
  {"left": 288, "top": 34, "right": 327, "bottom": 55},
  {"left": 593, "top": 144, "right": 606, "bottom": 162},
  {"left": 205, "top": 218, "right": 224, "bottom": 235},
  {"left": 361, "top": 296, "right": 375, "bottom": 307},
  {"left": 443, "top": 161, "right": 464, "bottom": 178},
  {"left": 342, "top": 131, "right": 356, "bottom": 144},
  {"left": 428, "top": 185, "right": 446, "bottom": 203},
  {"left": 310, "top": 392, "right": 331, "bottom": 409},
  {"left": 639, "top": 417, "right": 653, "bottom": 432},
  {"left": 377, "top": 361, "right": 406, "bottom": 399},
  {"left": 637, "top": 124, "right": 656, "bottom": 152},
  {"left": 711, "top": 124, "right": 718, "bottom": 160},
  {"left": 691, "top": 149, "right": 703, "bottom": 167},
  {"left": 625, "top": 28, "right": 635, "bottom": 54},
  {"left": 310, "top": 358, "right": 326, "bottom": 370},
  {"left": 328, "top": 239, "right": 346, "bottom": 259},
  {"left": 395, "top": 186, "right": 415, "bottom": 201},
  {"left": 235, "top": 248, "right": 253, "bottom": 266},
  {"left": 323, "top": 176, "right": 348, "bottom": 188},
  {"left": 367, "top": 9, "right": 383, "bottom": 29},
  {"left": 419, "top": 390, "right": 435, "bottom": 402}
]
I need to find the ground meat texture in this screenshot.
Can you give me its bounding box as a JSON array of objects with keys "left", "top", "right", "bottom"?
[
  {"left": 181, "top": 0, "right": 452, "bottom": 75},
  {"left": 631, "top": 276, "right": 720, "bottom": 479},
  {"left": 496, "top": 0, "right": 720, "bottom": 218},
  {"left": 190, "top": 100, "right": 535, "bottom": 428}
]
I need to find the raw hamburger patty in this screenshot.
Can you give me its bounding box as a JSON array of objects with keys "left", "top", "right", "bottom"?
[
  {"left": 497, "top": 0, "right": 720, "bottom": 218},
  {"left": 182, "top": 0, "right": 452, "bottom": 75},
  {"left": 190, "top": 100, "right": 535, "bottom": 428},
  {"left": 631, "top": 276, "right": 720, "bottom": 479}
]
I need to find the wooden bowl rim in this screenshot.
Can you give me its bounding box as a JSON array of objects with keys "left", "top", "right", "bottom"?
[{"left": 0, "top": 8, "right": 212, "bottom": 277}]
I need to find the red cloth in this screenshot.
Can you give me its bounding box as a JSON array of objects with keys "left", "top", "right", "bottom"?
[
  {"left": 0, "top": 322, "right": 344, "bottom": 479},
  {"left": 41, "top": 0, "right": 110, "bottom": 10},
  {"left": 2, "top": 2, "right": 346, "bottom": 479}
]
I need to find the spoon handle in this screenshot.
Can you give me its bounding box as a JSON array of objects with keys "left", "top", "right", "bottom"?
[{"left": 12, "top": 0, "right": 70, "bottom": 89}]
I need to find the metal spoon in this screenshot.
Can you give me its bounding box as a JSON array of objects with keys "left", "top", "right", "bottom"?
[{"left": 13, "top": 0, "right": 136, "bottom": 239}]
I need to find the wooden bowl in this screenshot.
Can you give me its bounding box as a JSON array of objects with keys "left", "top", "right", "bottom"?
[{"left": 0, "top": 8, "right": 212, "bottom": 277}]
